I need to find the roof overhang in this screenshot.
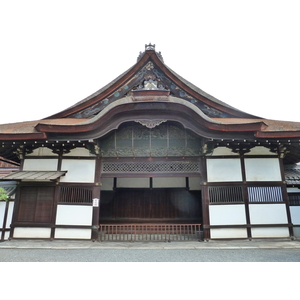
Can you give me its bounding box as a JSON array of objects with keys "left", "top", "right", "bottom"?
[
  {"left": 0, "top": 171, "right": 67, "bottom": 182},
  {"left": 35, "top": 96, "right": 268, "bottom": 141}
]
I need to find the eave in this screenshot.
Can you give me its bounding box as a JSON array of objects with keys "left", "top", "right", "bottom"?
[{"left": 35, "top": 98, "right": 267, "bottom": 141}]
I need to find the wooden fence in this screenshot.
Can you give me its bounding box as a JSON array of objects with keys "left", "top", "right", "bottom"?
[{"left": 99, "top": 224, "right": 202, "bottom": 242}]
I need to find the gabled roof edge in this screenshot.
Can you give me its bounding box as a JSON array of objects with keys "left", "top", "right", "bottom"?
[
  {"left": 45, "top": 50, "right": 153, "bottom": 119},
  {"left": 44, "top": 47, "right": 260, "bottom": 120}
]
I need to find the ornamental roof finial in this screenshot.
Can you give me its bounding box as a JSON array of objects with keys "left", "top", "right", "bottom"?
[
  {"left": 145, "top": 43, "right": 155, "bottom": 51},
  {"left": 137, "top": 43, "right": 163, "bottom": 62}
]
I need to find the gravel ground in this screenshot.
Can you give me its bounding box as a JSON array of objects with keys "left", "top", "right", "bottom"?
[{"left": 1, "top": 248, "right": 300, "bottom": 262}]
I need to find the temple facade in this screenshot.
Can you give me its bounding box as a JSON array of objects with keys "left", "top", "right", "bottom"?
[{"left": 1, "top": 44, "right": 300, "bottom": 241}]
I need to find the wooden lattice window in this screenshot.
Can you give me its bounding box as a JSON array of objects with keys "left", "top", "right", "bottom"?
[
  {"left": 208, "top": 186, "right": 244, "bottom": 204},
  {"left": 59, "top": 186, "right": 93, "bottom": 204},
  {"left": 247, "top": 186, "right": 283, "bottom": 203},
  {"left": 102, "top": 161, "right": 200, "bottom": 174},
  {"left": 288, "top": 193, "right": 300, "bottom": 206},
  {"left": 17, "top": 186, "right": 55, "bottom": 223},
  {"left": 99, "top": 122, "right": 203, "bottom": 157}
]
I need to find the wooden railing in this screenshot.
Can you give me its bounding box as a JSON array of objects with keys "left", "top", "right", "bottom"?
[{"left": 99, "top": 224, "right": 202, "bottom": 242}]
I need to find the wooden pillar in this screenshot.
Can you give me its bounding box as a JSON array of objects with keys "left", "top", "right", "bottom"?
[
  {"left": 278, "top": 152, "right": 294, "bottom": 238},
  {"left": 91, "top": 157, "right": 101, "bottom": 241},
  {"left": 91, "top": 186, "right": 101, "bottom": 241},
  {"left": 240, "top": 153, "right": 252, "bottom": 240},
  {"left": 200, "top": 156, "right": 210, "bottom": 241},
  {"left": 50, "top": 151, "right": 63, "bottom": 239}
]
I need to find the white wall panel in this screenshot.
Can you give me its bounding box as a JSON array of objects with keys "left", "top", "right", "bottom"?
[
  {"left": 251, "top": 227, "right": 290, "bottom": 238},
  {"left": 0, "top": 202, "right": 6, "bottom": 228},
  {"left": 245, "top": 146, "right": 276, "bottom": 156},
  {"left": 152, "top": 177, "right": 186, "bottom": 188},
  {"left": 209, "top": 204, "right": 246, "bottom": 225},
  {"left": 207, "top": 159, "right": 242, "bottom": 182},
  {"left": 101, "top": 177, "right": 114, "bottom": 191},
  {"left": 63, "top": 147, "right": 96, "bottom": 157},
  {"left": 23, "top": 159, "right": 58, "bottom": 171},
  {"left": 245, "top": 158, "right": 282, "bottom": 181},
  {"left": 54, "top": 228, "right": 92, "bottom": 239},
  {"left": 117, "top": 177, "right": 150, "bottom": 188},
  {"left": 249, "top": 204, "right": 288, "bottom": 224},
  {"left": 212, "top": 147, "right": 239, "bottom": 156},
  {"left": 293, "top": 227, "right": 300, "bottom": 238},
  {"left": 4, "top": 231, "right": 10, "bottom": 240},
  {"left": 55, "top": 205, "right": 93, "bottom": 226},
  {"left": 60, "top": 159, "right": 95, "bottom": 183},
  {"left": 5, "top": 202, "right": 14, "bottom": 228},
  {"left": 13, "top": 227, "right": 51, "bottom": 238},
  {"left": 290, "top": 206, "right": 300, "bottom": 225},
  {"left": 210, "top": 228, "right": 248, "bottom": 239},
  {"left": 189, "top": 177, "right": 201, "bottom": 190},
  {"left": 26, "top": 147, "right": 58, "bottom": 156}
]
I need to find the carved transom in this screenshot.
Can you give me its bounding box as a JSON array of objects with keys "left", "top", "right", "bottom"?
[{"left": 134, "top": 119, "right": 167, "bottom": 129}]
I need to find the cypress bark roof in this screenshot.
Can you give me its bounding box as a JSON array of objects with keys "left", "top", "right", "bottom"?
[{"left": 0, "top": 44, "right": 300, "bottom": 164}]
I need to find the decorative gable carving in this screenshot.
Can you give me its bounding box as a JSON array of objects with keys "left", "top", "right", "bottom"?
[{"left": 68, "top": 49, "right": 233, "bottom": 120}]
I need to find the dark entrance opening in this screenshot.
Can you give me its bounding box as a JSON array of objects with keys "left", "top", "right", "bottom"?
[{"left": 99, "top": 187, "right": 202, "bottom": 224}]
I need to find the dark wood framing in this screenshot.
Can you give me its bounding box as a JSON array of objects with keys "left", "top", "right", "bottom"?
[
  {"left": 204, "top": 152, "right": 293, "bottom": 240},
  {"left": 1, "top": 46, "right": 300, "bottom": 242},
  {"left": 6, "top": 140, "right": 294, "bottom": 241}
]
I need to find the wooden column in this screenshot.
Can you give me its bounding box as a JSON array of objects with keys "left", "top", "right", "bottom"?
[
  {"left": 51, "top": 151, "right": 63, "bottom": 239},
  {"left": 240, "top": 153, "right": 252, "bottom": 240},
  {"left": 91, "top": 157, "right": 101, "bottom": 241},
  {"left": 200, "top": 156, "right": 210, "bottom": 241},
  {"left": 278, "top": 151, "right": 294, "bottom": 238}
]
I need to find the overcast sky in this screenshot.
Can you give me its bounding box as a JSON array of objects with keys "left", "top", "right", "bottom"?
[{"left": 1, "top": 0, "right": 299, "bottom": 124}]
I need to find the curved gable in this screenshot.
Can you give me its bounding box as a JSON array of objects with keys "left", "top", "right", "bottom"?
[
  {"left": 36, "top": 96, "right": 266, "bottom": 141},
  {"left": 46, "top": 45, "right": 259, "bottom": 120}
]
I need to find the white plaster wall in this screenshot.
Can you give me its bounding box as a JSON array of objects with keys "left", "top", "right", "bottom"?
[
  {"left": 13, "top": 227, "right": 51, "bottom": 238},
  {"left": 60, "top": 159, "right": 96, "bottom": 183},
  {"left": 212, "top": 147, "right": 239, "bottom": 156},
  {"left": 55, "top": 205, "right": 93, "bottom": 226},
  {"left": 63, "top": 147, "right": 96, "bottom": 157},
  {"left": 210, "top": 228, "right": 248, "bottom": 239},
  {"left": 244, "top": 158, "right": 282, "bottom": 181},
  {"left": 152, "top": 177, "right": 186, "bottom": 188},
  {"left": 209, "top": 204, "right": 247, "bottom": 225},
  {"left": 251, "top": 227, "right": 290, "bottom": 238},
  {"left": 117, "top": 177, "right": 150, "bottom": 188},
  {"left": 54, "top": 228, "right": 92, "bottom": 239},
  {"left": 5, "top": 202, "right": 14, "bottom": 228},
  {"left": 101, "top": 177, "right": 114, "bottom": 191},
  {"left": 249, "top": 203, "right": 288, "bottom": 224},
  {"left": 287, "top": 187, "right": 300, "bottom": 193},
  {"left": 23, "top": 158, "right": 58, "bottom": 171},
  {"left": 189, "top": 177, "right": 201, "bottom": 190},
  {"left": 293, "top": 227, "right": 300, "bottom": 238},
  {"left": 26, "top": 147, "right": 58, "bottom": 157},
  {"left": 290, "top": 206, "right": 300, "bottom": 225},
  {"left": 4, "top": 231, "right": 10, "bottom": 240},
  {"left": 245, "top": 146, "right": 277, "bottom": 156},
  {"left": 0, "top": 201, "right": 6, "bottom": 228},
  {"left": 207, "top": 158, "right": 242, "bottom": 182}
]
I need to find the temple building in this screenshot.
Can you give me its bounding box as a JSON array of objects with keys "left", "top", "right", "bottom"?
[{"left": 1, "top": 44, "right": 300, "bottom": 241}]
